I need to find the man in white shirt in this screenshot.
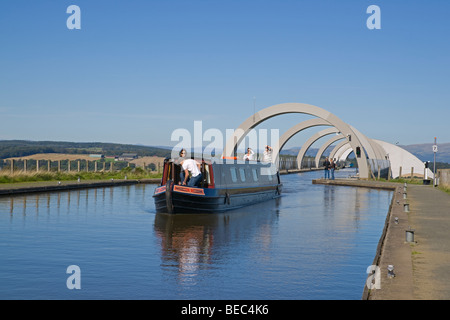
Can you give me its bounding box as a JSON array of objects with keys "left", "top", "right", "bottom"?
[
  {"left": 243, "top": 148, "right": 255, "bottom": 161},
  {"left": 263, "top": 145, "right": 272, "bottom": 162},
  {"left": 180, "top": 158, "right": 203, "bottom": 187}
]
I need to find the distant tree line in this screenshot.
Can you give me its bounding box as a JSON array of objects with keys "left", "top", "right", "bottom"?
[
  {"left": 434, "top": 162, "right": 450, "bottom": 169},
  {"left": 0, "top": 140, "right": 171, "bottom": 159}
]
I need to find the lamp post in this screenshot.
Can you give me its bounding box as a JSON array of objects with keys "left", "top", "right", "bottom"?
[{"left": 433, "top": 137, "right": 437, "bottom": 187}]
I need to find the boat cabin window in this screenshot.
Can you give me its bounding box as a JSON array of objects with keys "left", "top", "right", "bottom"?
[
  {"left": 239, "top": 168, "right": 246, "bottom": 182},
  {"left": 260, "top": 166, "right": 273, "bottom": 181},
  {"left": 230, "top": 167, "right": 237, "bottom": 183},
  {"left": 224, "top": 164, "right": 279, "bottom": 185},
  {"left": 252, "top": 168, "right": 258, "bottom": 182}
]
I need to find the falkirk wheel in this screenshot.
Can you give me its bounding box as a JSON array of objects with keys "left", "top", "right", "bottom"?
[{"left": 222, "top": 102, "right": 432, "bottom": 180}]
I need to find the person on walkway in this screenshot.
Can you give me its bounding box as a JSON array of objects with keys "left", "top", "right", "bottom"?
[
  {"left": 330, "top": 158, "right": 336, "bottom": 180},
  {"left": 243, "top": 148, "right": 255, "bottom": 161},
  {"left": 180, "top": 158, "right": 203, "bottom": 187},
  {"left": 323, "top": 157, "right": 331, "bottom": 179}
]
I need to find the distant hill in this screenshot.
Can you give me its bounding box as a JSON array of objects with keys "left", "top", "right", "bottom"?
[
  {"left": 1, "top": 140, "right": 449, "bottom": 164},
  {"left": 280, "top": 147, "right": 322, "bottom": 157},
  {"left": 401, "top": 143, "right": 450, "bottom": 163},
  {"left": 281, "top": 142, "right": 450, "bottom": 164},
  {"left": 0, "top": 140, "right": 171, "bottom": 159}
]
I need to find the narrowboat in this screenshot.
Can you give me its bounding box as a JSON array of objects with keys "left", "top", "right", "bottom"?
[{"left": 153, "top": 157, "right": 282, "bottom": 213}]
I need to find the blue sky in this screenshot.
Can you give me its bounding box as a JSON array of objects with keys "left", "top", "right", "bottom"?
[{"left": 1, "top": 0, "right": 449, "bottom": 150}]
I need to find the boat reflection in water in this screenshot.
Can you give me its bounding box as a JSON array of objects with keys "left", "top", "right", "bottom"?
[{"left": 153, "top": 198, "right": 281, "bottom": 285}]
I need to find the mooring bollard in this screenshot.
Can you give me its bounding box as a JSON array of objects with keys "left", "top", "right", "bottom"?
[
  {"left": 406, "top": 228, "right": 415, "bottom": 242},
  {"left": 387, "top": 265, "right": 395, "bottom": 278},
  {"left": 404, "top": 203, "right": 410, "bottom": 212}
]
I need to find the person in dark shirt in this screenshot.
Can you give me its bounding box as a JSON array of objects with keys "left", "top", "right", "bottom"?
[
  {"left": 323, "top": 157, "right": 331, "bottom": 179},
  {"left": 330, "top": 158, "right": 336, "bottom": 180}
]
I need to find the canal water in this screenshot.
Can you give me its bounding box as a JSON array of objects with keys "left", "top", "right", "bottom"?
[{"left": 0, "top": 169, "right": 392, "bottom": 300}]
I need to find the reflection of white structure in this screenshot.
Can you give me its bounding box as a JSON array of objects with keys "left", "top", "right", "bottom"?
[{"left": 223, "top": 102, "right": 429, "bottom": 179}]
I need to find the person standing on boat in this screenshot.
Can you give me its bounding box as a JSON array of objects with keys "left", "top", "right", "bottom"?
[
  {"left": 323, "top": 157, "right": 331, "bottom": 179},
  {"left": 330, "top": 158, "right": 336, "bottom": 180},
  {"left": 180, "top": 158, "right": 203, "bottom": 187},
  {"left": 243, "top": 148, "right": 255, "bottom": 161},
  {"left": 263, "top": 145, "right": 273, "bottom": 162},
  {"left": 179, "top": 149, "right": 187, "bottom": 184}
]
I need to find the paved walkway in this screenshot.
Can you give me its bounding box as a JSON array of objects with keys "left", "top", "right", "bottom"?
[
  {"left": 314, "top": 179, "right": 450, "bottom": 299},
  {"left": 406, "top": 184, "right": 450, "bottom": 299}
]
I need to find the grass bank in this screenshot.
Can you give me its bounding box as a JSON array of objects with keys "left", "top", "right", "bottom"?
[
  {"left": 368, "top": 177, "right": 426, "bottom": 185},
  {"left": 0, "top": 167, "right": 162, "bottom": 184},
  {"left": 372, "top": 177, "right": 450, "bottom": 194},
  {"left": 384, "top": 178, "right": 426, "bottom": 185},
  {"left": 438, "top": 185, "right": 450, "bottom": 194}
]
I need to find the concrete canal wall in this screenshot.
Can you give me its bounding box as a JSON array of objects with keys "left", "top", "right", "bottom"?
[{"left": 0, "top": 178, "right": 160, "bottom": 197}]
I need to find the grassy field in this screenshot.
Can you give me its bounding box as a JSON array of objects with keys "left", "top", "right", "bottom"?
[
  {"left": 1, "top": 153, "right": 165, "bottom": 184},
  {"left": 0, "top": 167, "right": 162, "bottom": 184}
]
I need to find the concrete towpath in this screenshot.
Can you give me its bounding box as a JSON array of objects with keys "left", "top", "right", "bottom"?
[
  {"left": 404, "top": 184, "right": 450, "bottom": 299},
  {"left": 313, "top": 178, "right": 450, "bottom": 300}
]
